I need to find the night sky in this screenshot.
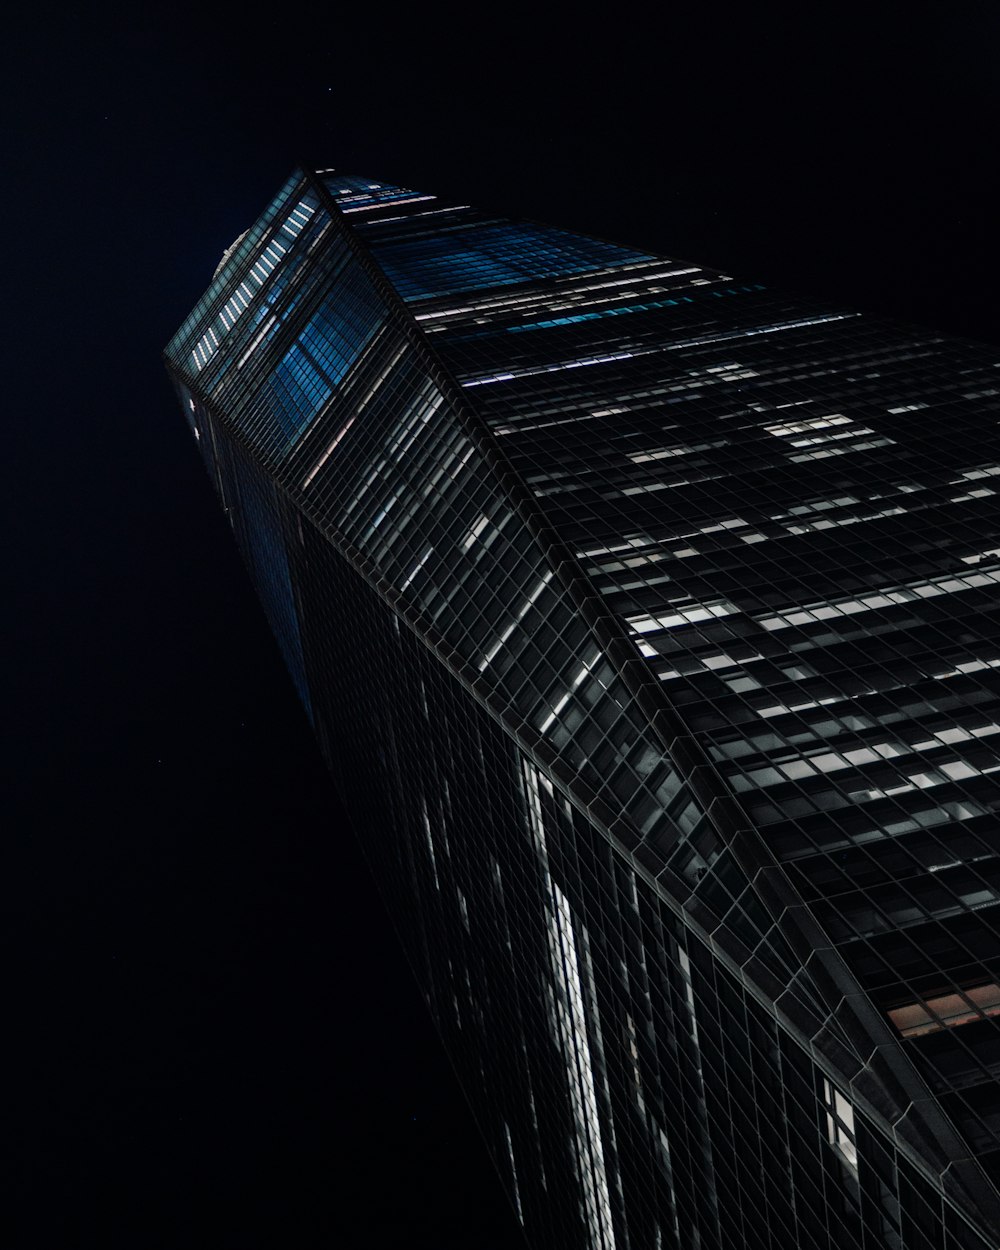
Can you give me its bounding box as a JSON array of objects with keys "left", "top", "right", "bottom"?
[{"left": 6, "top": 7, "right": 1000, "bottom": 1247}]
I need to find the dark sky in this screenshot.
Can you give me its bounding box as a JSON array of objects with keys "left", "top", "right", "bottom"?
[{"left": 5, "top": 6, "right": 1000, "bottom": 1247}]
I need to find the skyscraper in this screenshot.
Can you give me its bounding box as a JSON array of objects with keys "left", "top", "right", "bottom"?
[{"left": 165, "top": 168, "right": 1000, "bottom": 1250}]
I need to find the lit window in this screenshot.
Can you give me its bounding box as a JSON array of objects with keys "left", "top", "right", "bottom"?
[
  {"left": 461, "top": 513, "right": 490, "bottom": 551},
  {"left": 887, "top": 983, "right": 1000, "bottom": 1038},
  {"left": 821, "top": 1079, "right": 858, "bottom": 1170}
]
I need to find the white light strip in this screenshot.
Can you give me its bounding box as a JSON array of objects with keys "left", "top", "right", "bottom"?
[
  {"left": 340, "top": 194, "right": 436, "bottom": 213},
  {"left": 188, "top": 200, "right": 315, "bottom": 375},
  {"left": 550, "top": 883, "right": 618, "bottom": 1249},
  {"left": 503, "top": 1122, "right": 525, "bottom": 1226},
  {"left": 521, "top": 763, "right": 617, "bottom": 1250},
  {"left": 539, "top": 651, "right": 602, "bottom": 733},
  {"left": 300, "top": 341, "right": 408, "bottom": 490},
  {"left": 352, "top": 341, "right": 409, "bottom": 410},
  {"left": 236, "top": 314, "right": 277, "bottom": 369},
  {"left": 300, "top": 415, "right": 357, "bottom": 489},
  {"left": 478, "top": 572, "right": 555, "bottom": 671},
  {"left": 461, "top": 514, "right": 491, "bottom": 551},
  {"left": 663, "top": 312, "right": 859, "bottom": 353},
  {"left": 373, "top": 205, "right": 471, "bottom": 225},
  {"left": 400, "top": 545, "right": 433, "bottom": 591},
  {"left": 463, "top": 349, "right": 645, "bottom": 388},
  {"left": 756, "top": 566, "right": 1000, "bottom": 633},
  {"left": 627, "top": 600, "right": 738, "bottom": 634}
]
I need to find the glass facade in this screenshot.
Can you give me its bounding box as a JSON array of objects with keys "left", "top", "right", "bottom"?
[{"left": 166, "top": 168, "right": 1000, "bottom": 1249}]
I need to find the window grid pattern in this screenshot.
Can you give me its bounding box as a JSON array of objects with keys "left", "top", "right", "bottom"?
[
  {"left": 166, "top": 169, "right": 1000, "bottom": 1249},
  {"left": 360, "top": 183, "right": 1000, "bottom": 1193},
  {"left": 287, "top": 512, "right": 994, "bottom": 1250}
]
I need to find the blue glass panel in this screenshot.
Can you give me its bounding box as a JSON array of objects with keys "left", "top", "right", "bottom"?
[
  {"left": 266, "top": 279, "right": 384, "bottom": 448},
  {"left": 505, "top": 285, "right": 767, "bottom": 333},
  {"left": 372, "top": 223, "right": 652, "bottom": 301}
]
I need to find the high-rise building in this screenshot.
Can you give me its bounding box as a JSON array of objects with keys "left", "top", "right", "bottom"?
[{"left": 165, "top": 168, "right": 1000, "bottom": 1250}]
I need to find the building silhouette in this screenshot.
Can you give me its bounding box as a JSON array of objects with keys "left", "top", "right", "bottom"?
[{"left": 166, "top": 169, "right": 1000, "bottom": 1250}]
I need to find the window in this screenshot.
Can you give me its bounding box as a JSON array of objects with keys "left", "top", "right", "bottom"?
[
  {"left": 821, "top": 1078, "right": 858, "bottom": 1170},
  {"left": 887, "top": 982, "right": 1000, "bottom": 1038}
]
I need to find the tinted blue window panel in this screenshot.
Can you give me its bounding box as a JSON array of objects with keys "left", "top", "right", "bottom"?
[
  {"left": 304, "top": 290, "right": 382, "bottom": 383},
  {"left": 373, "top": 223, "right": 652, "bottom": 301},
  {"left": 325, "top": 174, "right": 407, "bottom": 199},
  {"left": 268, "top": 281, "right": 384, "bottom": 450},
  {"left": 272, "top": 343, "right": 333, "bottom": 438}
]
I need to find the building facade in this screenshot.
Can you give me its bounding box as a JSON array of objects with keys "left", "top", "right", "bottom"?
[{"left": 165, "top": 169, "right": 1000, "bottom": 1250}]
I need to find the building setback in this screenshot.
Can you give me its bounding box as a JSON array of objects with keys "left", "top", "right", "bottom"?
[{"left": 166, "top": 169, "right": 1000, "bottom": 1250}]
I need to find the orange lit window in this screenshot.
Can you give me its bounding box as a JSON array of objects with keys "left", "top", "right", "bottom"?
[{"left": 887, "top": 983, "right": 1000, "bottom": 1038}]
